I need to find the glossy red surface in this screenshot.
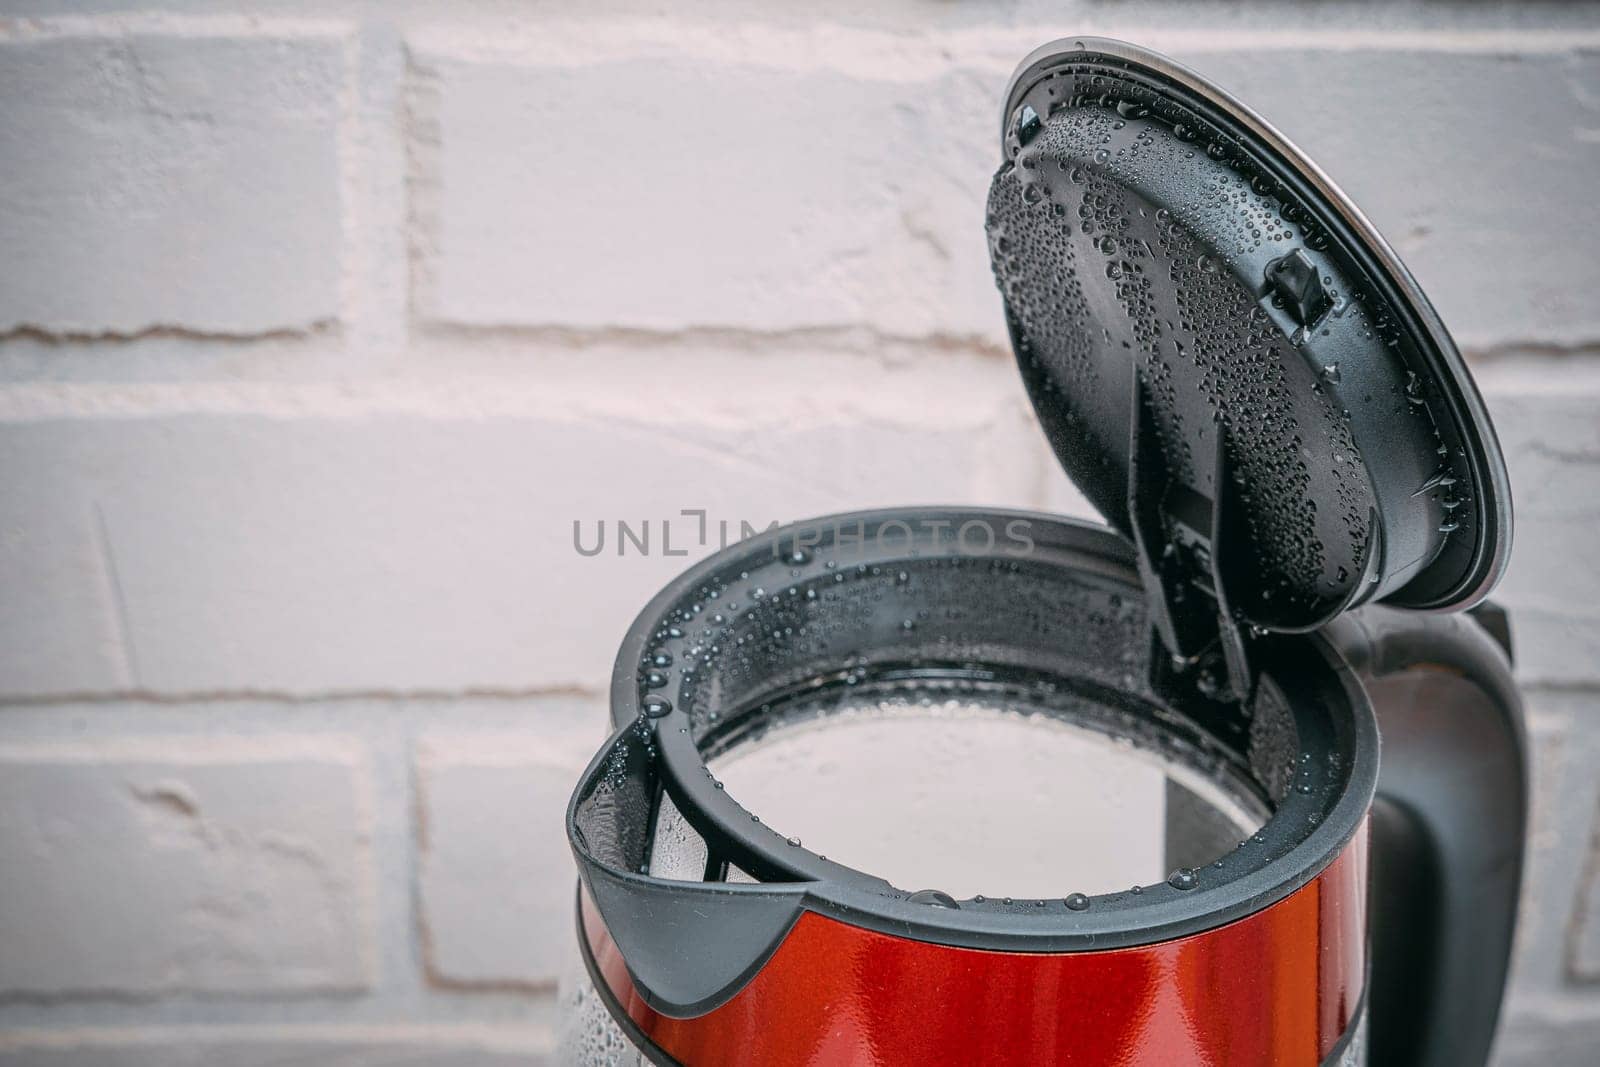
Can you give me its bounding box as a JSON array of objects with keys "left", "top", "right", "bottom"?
[{"left": 583, "top": 823, "right": 1367, "bottom": 1067}]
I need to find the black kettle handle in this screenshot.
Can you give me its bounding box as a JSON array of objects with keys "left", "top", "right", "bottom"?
[{"left": 1325, "top": 603, "right": 1526, "bottom": 1067}]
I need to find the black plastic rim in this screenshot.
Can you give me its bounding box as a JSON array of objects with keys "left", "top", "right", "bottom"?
[{"left": 581, "top": 507, "right": 1379, "bottom": 952}]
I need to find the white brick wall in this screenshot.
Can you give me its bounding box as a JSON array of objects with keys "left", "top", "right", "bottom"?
[
  {"left": 2, "top": 4, "right": 1599, "bottom": 1063},
  {"left": 0, "top": 738, "right": 373, "bottom": 997},
  {"left": 416, "top": 732, "right": 597, "bottom": 990},
  {"left": 0, "top": 24, "right": 347, "bottom": 336}
]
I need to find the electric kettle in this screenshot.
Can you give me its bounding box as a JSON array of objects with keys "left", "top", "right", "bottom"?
[{"left": 562, "top": 37, "right": 1525, "bottom": 1067}]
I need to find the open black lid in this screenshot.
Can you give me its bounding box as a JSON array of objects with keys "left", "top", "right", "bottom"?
[{"left": 987, "top": 38, "right": 1511, "bottom": 676}]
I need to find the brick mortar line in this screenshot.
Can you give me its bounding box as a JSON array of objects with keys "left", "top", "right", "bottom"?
[
  {"left": 0, "top": 1021, "right": 556, "bottom": 1050},
  {"left": 13, "top": 16, "right": 1592, "bottom": 55},
  {"left": 408, "top": 22, "right": 1600, "bottom": 72},
  {"left": 335, "top": 28, "right": 367, "bottom": 344},
  {"left": 0, "top": 322, "right": 337, "bottom": 347},
  {"left": 1469, "top": 341, "right": 1600, "bottom": 362},
  {"left": 0, "top": 363, "right": 1593, "bottom": 421},
  {"left": 2, "top": 322, "right": 1597, "bottom": 361},
  {"left": 1567, "top": 805, "right": 1600, "bottom": 985},
  {"left": 1503, "top": 990, "right": 1600, "bottom": 1022},
  {"left": 412, "top": 320, "right": 1011, "bottom": 357},
  {"left": 0, "top": 685, "right": 605, "bottom": 710},
  {"left": 0, "top": 324, "right": 1009, "bottom": 361},
  {"left": 403, "top": 45, "right": 441, "bottom": 344},
  {"left": 0, "top": 363, "right": 1030, "bottom": 423},
  {"left": 0, "top": 13, "right": 354, "bottom": 40},
  {"left": 1519, "top": 679, "right": 1600, "bottom": 697},
  {"left": 2, "top": 678, "right": 1596, "bottom": 712}
]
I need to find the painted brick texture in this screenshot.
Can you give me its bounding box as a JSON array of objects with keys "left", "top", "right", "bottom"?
[
  {"left": 0, "top": 738, "right": 373, "bottom": 997},
  {"left": 0, "top": 27, "right": 346, "bottom": 336},
  {"left": 1, "top": 5, "right": 1598, "bottom": 1064}
]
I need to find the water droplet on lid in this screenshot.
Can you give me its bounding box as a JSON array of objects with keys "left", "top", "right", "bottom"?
[
  {"left": 1167, "top": 868, "right": 1199, "bottom": 891},
  {"left": 908, "top": 889, "right": 959, "bottom": 909},
  {"left": 642, "top": 696, "right": 673, "bottom": 718},
  {"left": 1065, "top": 892, "right": 1091, "bottom": 911}
]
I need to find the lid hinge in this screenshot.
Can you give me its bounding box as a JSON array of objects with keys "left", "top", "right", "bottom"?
[{"left": 1127, "top": 375, "right": 1256, "bottom": 705}]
